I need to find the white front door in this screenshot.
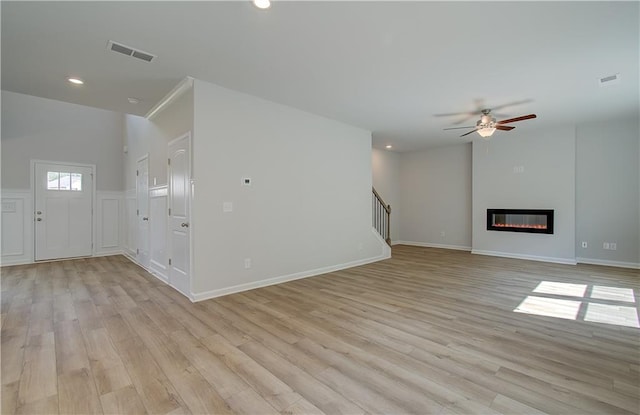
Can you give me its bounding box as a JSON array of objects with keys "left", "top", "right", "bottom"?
[
  {"left": 136, "top": 156, "right": 150, "bottom": 268},
  {"left": 34, "top": 162, "right": 93, "bottom": 261},
  {"left": 168, "top": 134, "right": 191, "bottom": 296}
]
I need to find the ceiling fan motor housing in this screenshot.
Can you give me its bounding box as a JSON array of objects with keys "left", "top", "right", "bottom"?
[{"left": 477, "top": 114, "right": 496, "bottom": 129}]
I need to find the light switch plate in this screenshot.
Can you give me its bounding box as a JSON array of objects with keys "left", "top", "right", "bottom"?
[{"left": 223, "top": 202, "right": 233, "bottom": 212}]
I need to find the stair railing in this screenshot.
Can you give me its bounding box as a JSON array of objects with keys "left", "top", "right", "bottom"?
[{"left": 372, "top": 187, "right": 391, "bottom": 246}]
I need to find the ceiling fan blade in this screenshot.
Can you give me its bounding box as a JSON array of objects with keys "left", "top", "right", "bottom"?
[
  {"left": 434, "top": 111, "right": 478, "bottom": 117},
  {"left": 451, "top": 114, "right": 480, "bottom": 125},
  {"left": 460, "top": 129, "right": 478, "bottom": 137},
  {"left": 443, "top": 126, "right": 476, "bottom": 130},
  {"left": 490, "top": 99, "right": 533, "bottom": 112},
  {"left": 497, "top": 114, "right": 537, "bottom": 124},
  {"left": 435, "top": 111, "right": 482, "bottom": 125},
  {"left": 495, "top": 125, "right": 515, "bottom": 131}
]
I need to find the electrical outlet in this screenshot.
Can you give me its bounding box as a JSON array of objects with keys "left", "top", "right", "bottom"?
[
  {"left": 244, "top": 258, "right": 251, "bottom": 269},
  {"left": 440, "top": 231, "right": 445, "bottom": 237},
  {"left": 603, "top": 242, "right": 610, "bottom": 250},
  {"left": 610, "top": 243, "right": 617, "bottom": 250},
  {"left": 581, "top": 241, "right": 587, "bottom": 248}
]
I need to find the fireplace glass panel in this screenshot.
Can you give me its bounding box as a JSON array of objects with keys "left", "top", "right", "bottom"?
[
  {"left": 492, "top": 213, "right": 547, "bottom": 230},
  {"left": 487, "top": 209, "right": 554, "bottom": 234}
]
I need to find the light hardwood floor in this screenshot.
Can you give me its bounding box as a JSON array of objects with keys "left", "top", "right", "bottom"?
[{"left": 2, "top": 245, "right": 639, "bottom": 414}]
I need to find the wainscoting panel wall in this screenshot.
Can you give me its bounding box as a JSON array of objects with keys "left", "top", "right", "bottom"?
[
  {"left": 1, "top": 189, "right": 124, "bottom": 265},
  {"left": 96, "top": 191, "right": 123, "bottom": 256},
  {"left": 124, "top": 189, "right": 137, "bottom": 259},
  {"left": 149, "top": 186, "right": 168, "bottom": 281},
  {"left": 0, "top": 190, "right": 33, "bottom": 265}
]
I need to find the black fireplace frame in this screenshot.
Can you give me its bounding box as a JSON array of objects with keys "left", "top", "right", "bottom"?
[{"left": 487, "top": 209, "right": 554, "bottom": 234}]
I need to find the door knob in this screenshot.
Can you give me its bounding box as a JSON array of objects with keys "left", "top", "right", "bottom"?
[
  {"left": 181, "top": 222, "right": 189, "bottom": 228},
  {"left": 36, "top": 218, "right": 42, "bottom": 221},
  {"left": 36, "top": 211, "right": 42, "bottom": 215},
  {"left": 142, "top": 217, "right": 149, "bottom": 221}
]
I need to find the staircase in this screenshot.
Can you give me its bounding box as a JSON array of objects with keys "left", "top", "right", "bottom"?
[{"left": 372, "top": 187, "right": 391, "bottom": 246}]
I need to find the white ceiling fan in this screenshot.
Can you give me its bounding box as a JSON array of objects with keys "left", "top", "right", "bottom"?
[{"left": 444, "top": 109, "right": 537, "bottom": 138}]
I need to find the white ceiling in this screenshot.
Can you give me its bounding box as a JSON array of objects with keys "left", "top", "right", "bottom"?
[{"left": 2, "top": 1, "right": 638, "bottom": 151}]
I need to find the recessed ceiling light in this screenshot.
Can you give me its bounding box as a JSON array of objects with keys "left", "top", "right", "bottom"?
[
  {"left": 66, "top": 77, "right": 84, "bottom": 85},
  {"left": 385, "top": 145, "right": 393, "bottom": 149},
  {"left": 128, "top": 97, "right": 140, "bottom": 104},
  {"left": 253, "top": 0, "right": 271, "bottom": 10}
]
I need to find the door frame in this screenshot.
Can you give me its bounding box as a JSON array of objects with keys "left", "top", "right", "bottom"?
[
  {"left": 136, "top": 153, "right": 150, "bottom": 268},
  {"left": 167, "top": 132, "right": 194, "bottom": 298},
  {"left": 30, "top": 159, "right": 97, "bottom": 262}
]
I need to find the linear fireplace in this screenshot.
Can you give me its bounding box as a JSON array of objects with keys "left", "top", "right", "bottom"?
[{"left": 487, "top": 209, "right": 554, "bottom": 234}]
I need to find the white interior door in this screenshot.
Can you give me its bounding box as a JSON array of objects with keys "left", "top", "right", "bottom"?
[
  {"left": 34, "top": 162, "right": 93, "bottom": 261},
  {"left": 168, "top": 134, "right": 191, "bottom": 296},
  {"left": 136, "top": 156, "right": 150, "bottom": 268}
]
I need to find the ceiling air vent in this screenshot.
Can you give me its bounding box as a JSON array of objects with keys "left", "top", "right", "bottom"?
[
  {"left": 599, "top": 73, "right": 620, "bottom": 87},
  {"left": 107, "top": 40, "right": 156, "bottom": 63}
]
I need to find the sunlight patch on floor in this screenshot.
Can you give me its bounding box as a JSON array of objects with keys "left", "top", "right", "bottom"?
[
  {"left": 514, "top": 296, "right": 581, "bottom": 320},
  {"left": 584, "top": 303, "right": 640, "bottom": 328},
  {"left": 590, "top": 286, "right": 635, "bottom": 303},
  {"left": 515, "top": 281, "right": 639, "bottom": 329},
  {"left": 533, "top": 281, "right": 587, "bottom": 297}
]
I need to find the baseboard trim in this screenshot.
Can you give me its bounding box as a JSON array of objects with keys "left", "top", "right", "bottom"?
[
  {"left": 94, "top": 249, "right": 123, "bottom": 258},
  {"left": 471, "top": 249, "right": 577, "bottom": 265},
  {"left": 394, "top": 241, "right": 472, "bottom": 251},
  {"left": 122, "top": 251, "right": 136, "bottom": 263},
  {"left": 0, "top": 258, "right": 32, "bottom": 267},
  {"left": 2, "top": 251, "right": 127, "bottom": 267},
  {"left": 192, "top": 253, "right": 389, "bottom": 302},
  {"left": 576, "top": 257, "right": 640, "bottom": 270},
  {"left": 149, "top": 259, "right": 169, "bottom": 282}
]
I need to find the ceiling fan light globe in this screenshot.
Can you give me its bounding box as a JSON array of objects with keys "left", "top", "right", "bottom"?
[
  {"left": 253, "top": 0, "right": 271, "bottom": 9},
  {"left": 477, "top": 127, "right": 496, "bottom": 138}
]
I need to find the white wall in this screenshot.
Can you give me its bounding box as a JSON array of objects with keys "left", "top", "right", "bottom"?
[
  {"left": 123, "top": 88, "right": 193, "bottom": 191},
  {"left": 374, "top": 118, "right": 638, "bottom": 268},
  {"left": 372, "top": 148, "right": 401, "bottom": 242},
  {"left": 576, "top": 116, "right": 639, "bottom": 267},
  {"left": 472, "top": 126, "right": 576, "bottom": 264},
  {"left": 396, "top": 143, "right": 472, "bottom": 250},
  {"left": 1, "top": 91, "right": 125, "bottom": 265},
  {"left": 1, "top": 90, "right": 124, "bottom": 191},
  {"left": 122, "top": 88, "right": 193, "bottom": 268},
  {"left": 192, "top": 79, "right": 386, "bottom": 298}
]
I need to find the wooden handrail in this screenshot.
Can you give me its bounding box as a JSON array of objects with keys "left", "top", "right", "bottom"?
[
  {"left": 372, "top": 187, "right": 391, "bottom": 246},
  {"left": 372, "top": 187, "right": 391, "bottom": 214}
]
